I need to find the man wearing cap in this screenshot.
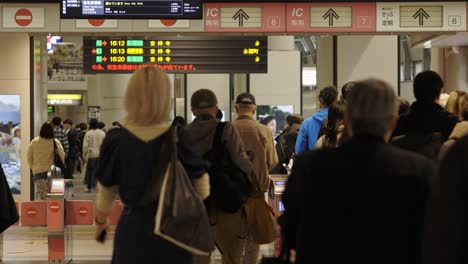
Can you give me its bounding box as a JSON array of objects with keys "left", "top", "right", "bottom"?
[
  {"left": 187, "top": 89, "right": 254, "bottom": 264},
  {"left": 232, "top": 93, "right": 278, "bottom": 264}
]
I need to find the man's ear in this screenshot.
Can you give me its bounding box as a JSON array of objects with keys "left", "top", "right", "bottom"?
[{"left": 385, "top": 114, "right": 399, "bottom": 142}]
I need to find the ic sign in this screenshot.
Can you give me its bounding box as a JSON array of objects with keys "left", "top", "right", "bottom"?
[
  {"left": 286, "top": 3, "right": 376, "bottom": 33},
  {"left": 205, "top": 3, "right": 285, "bottom": 32}
]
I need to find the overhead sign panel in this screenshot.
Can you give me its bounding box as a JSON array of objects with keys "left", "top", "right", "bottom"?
[
  {"left": 220, "top": 7, "right": 262, "bottom": 28},
  {"left": 83, "top": 36, "right": 268, "bottom": 74},
  {"left": 310, "top": 7, "right": 352, "bottom": 28},
  {"left": 2, "top": 7, "right": 44, "bottom": 28},
  {"left": 377, "top": 2, "right": 466, "bottom": 32},
  {"left": 287, "top": 3, "right": 375, "bottom": 33},
  {"left": 205, "top": 3, "right": 285, "bottom": 32},
  {"left": 60, "top": 0, "right": 203, "bottom": 19},
  {"left": 400, "top": 6, "right": 442, "bottom": 27}
]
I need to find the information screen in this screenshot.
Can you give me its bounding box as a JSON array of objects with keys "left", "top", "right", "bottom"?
[
  {"left": 83, "top": 36, "right": 268, "bottom": 74},
  {"left": 61, "top": 0, "right": 202, "bottom": 19}
]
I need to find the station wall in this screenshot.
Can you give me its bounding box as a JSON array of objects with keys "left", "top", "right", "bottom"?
[
  {"left": 0, "top": 33, "right": 31, "bottom": 201},
  {"left": 337, "top": 35, "right": 399, "bottom": 94}
]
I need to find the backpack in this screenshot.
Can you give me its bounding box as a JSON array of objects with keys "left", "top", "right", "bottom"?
[{"left": 204, "top": 122, "right": 253, "bottom": 213}]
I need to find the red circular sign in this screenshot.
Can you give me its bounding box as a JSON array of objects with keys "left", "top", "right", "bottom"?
[
  {"left": 26, "top": 207, "right": 37, "bottom": 218},
  {"left": 15, "top": 8, "right": 32, "bottom": 27},
  {"left": 161, "top": 19, "right": 177, "bottom": 27},
  {"left": 88, "top": 19, "right": 105, "bottom": 27},
  {"left": 49, "top": 202, "right": 60, "bottom": 213},
  {"left": 78, "top": 207, "right": 88, "bottom": 217}
]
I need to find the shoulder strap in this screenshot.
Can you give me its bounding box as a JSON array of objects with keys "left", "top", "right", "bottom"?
[
  {"left": 213, "top": 122, "right": 227, "bottom": 146},
  {"left": 53, "top": 139, "right": 58, "bottom": 154}
]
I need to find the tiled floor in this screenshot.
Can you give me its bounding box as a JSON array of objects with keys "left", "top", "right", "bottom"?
[
  {"left": 2, "top": 225, "right": 274, "bottom": 263},
  {"left": 3, "top": 172, "right": 275, "bottom": 263}
]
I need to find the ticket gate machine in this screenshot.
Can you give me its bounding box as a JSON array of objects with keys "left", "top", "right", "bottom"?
[
  {"left": 47, "top": 178, "right": 72, "bottom": 264},
  {"left": 268, "top": 174, "right": 288, "bottom": 256}
]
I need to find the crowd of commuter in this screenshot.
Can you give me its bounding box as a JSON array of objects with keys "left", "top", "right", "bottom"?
[{"left": 3, "top": 66, "right": 468, "bottom": 264}]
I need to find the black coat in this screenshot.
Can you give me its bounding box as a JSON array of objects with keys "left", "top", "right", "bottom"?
[
  {"left": 423, "top": 135, "right": 468, "bottom": 264},
  {"left": 0, "top": 162, "right": 19, "bottom": 233},
  {"left": 67, "top": 129, "right": 79, "bottom": 158},
  {"left": 272, "top": 124, "right": 300, "bottom": 174},
  {"left": 393, "top": 101, "right": 458, "bottom": 140},
  {"left": 282, "top": 134, "right": 434, "bottom": 264}
]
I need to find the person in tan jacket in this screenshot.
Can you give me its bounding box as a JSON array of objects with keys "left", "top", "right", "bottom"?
[
  {"left": 188, "top": 89, "right": 255, "bottom": 264},
  {"left": 439, "top": 93, "right": 468, "bottom": 161},
  {"left": 27, "top": 122, "right": 65, "bottom": 200},
  {"left": 232, "top": 93, "right": 278, "bottom": 264}
]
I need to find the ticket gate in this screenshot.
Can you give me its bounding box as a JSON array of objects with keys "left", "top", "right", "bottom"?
[
  {"left": 47, "top": 178, "right": 72, "bottom": 264},
  {"left": 268, "top": 174, "right": 288, "bottom": 256}
]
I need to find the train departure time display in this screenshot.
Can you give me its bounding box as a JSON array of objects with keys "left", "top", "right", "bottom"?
[
  {"left": 83, "top": 36, "right": 268, "bottom": 74},
  {"left": 61, "top": 0, "right": 202, "bottom": 19}
]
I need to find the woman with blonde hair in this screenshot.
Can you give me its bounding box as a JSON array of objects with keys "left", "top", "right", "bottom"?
[
  {"left": 440, "top": 93, "right": 468, "bottom": 160},
  {"left": 445, "top": 90, "right": 466, "bottom": 120},
  {"left": 93, "top": 67, "right": 210, "bottom": 263}
]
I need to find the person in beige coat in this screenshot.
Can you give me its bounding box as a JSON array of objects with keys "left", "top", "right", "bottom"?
[
  {"left": 439, "top": 93, "right": 468, "bottom": 161},
  {"left": 232, "top": 93, "right": 278, "bottom": 264},
  {"left": 27, "top": 122, "right": 65, "bottom": 200}
]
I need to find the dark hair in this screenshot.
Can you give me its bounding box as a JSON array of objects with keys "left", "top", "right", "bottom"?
[
  {"left": 171, "top": 116, "right": 186, "bottom": 127},
  {"left": 396, "top": 96, "right": 410, "bottom": 115},
  {"left": 216, "top": 109, "right": 223, "bottom": 120},
  {"left": 112, "top": 121, "right": 122, "bottom": 127},
  {"left": 323, "top": 101, "right": 346, "bottom": 148},
  {"left": 79, "top": 122, "right": 88, "bottom": 131},
  {"left": 98, "top": 122, "right": 106, "bottom": 129},
  {"left": 39, "top": 122, "right": 54, "bottom": 139},
  {"left": 319, "top": 86, "right": 338, "bottom": 107},
  {"left": 414, "top": 71, "right": 444, "bottom": 102},
  {"left": 89, "top": 118, "right": 99, "bottom": 129},
  {"left": 341, "top": 82, "right": 356, "bottom": 101},
  {"left": 260, "top": 116, "right": 275, "bottom": 126},
  {"left": 51, "top": 117, "right": 62, "bottom": 126},
  {"left": 286, "top": 114, "right": 303, "bottom": 126},
  {"left": 63, "top": 119, "right": 73, "bottom": 125}
]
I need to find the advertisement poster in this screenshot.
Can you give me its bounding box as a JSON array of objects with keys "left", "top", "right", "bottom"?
[
  {"left": 257, "top": 105, "right": 294, "bottom": 137},
  {"left": 88, "top": 106, "right": 101, "bottom": 122},
  {"left": 0, "top": 95, "right": 21, "bottom": 194}
]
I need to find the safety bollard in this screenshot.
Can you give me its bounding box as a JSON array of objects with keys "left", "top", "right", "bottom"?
[{"left": 47, "top": 178, "right": 72, "bottom": 264}]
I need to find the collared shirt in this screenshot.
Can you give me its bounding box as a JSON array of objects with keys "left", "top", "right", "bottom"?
[
  {"left": 232, "top": 115, "right": 278, "bottom": 192},
  {"left": 295, "top": 108, "right": 329, "bottom": 154},
  {"left": 53, "top": 126, "right": 69, "bottom": 157}
]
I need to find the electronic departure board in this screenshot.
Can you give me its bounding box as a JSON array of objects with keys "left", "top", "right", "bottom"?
[
  {"left": 83, "top": 36, "right": 268, "bottom": 74},
  {"left": 61, "top": 0, "right": 202, "bottom": 19}
]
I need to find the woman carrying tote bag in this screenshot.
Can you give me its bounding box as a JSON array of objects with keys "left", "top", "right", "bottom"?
[
  {"left": 27, "top": 122, "right": 65, "bottom": 200},
  {"left": 94, "top": 66, "right": 213, "bottom": 264}
]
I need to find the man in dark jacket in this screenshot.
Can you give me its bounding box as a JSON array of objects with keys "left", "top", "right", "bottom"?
[
  {"left": 63, "top": 119, "right": 78, "bottom": 179},
  {"left": 272, "top": 114, "right": 303, "bottom": 174},
  {"left": 282, "top": 79, "right": 434, "bottom": 264},
  {"left": 0, "top": 161, "right": 19, "bottom": 234},
  {"left": 423, "top": 135, "right": 468, "bottom": 264},
  {"left": 187, "top": 89, "right": 254, "bottom": 264},
  {"left": 392, "top": 71, "right": 457, "bottom": 160}
]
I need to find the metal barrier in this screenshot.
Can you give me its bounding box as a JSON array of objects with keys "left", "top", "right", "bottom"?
[
  {"left": 268, "top": 174, "right": 288, "bottom": 257},
  {"left": 1, "top": 186, "right": 123, "bottom": 263}
]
